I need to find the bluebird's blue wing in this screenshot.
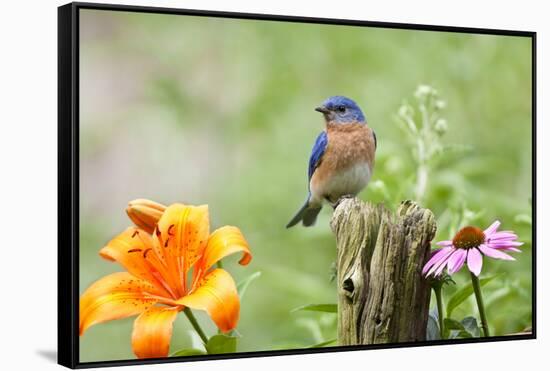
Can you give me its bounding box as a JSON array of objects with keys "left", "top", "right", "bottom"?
[
  {"left": 286, "top": 131, "right": 327, "bottom": 228},
  {"left": 308, "top": 131, "right": 328, "bottom": 180}
]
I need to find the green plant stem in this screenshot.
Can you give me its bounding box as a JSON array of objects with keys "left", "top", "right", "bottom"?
[
  {"left": 415, "top": 163, "right": 428, "bottom": 202},
  {"left": 414, "top": 132, "right": 428, "bottom": 203},
  {"left": 183, "top": 307, "right": 209, "bottom": 344},
  {"left": 434, "top": 286, "right": 445, "bottom": 339},
  {"left": 470, "top": 272, "right": 490, "bottom": 337},
  {"left": 217, "top": 260, "right": 224, "bottom": 269}
]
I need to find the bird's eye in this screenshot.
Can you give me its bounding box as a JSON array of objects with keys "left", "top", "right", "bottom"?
[{"left": 337, "top": 105, "right": 346, "bottom": 113}]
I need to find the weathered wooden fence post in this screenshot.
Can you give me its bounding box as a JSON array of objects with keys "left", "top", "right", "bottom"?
[{"left": 330, "top": 198, "right": 436, "bottom": 345}]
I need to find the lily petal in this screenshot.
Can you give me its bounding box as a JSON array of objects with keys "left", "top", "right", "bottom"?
[
  {"left": 132, "top": 306, "right": 179, "bottom": 359},
  {"left": 176, "top": 268, "right": 239, "bottom": 333},
  {"left": 157, "top": 203, "right": 209, "bottom": 275},
  {"left": 467, "top": 248, "right": 483, "bottom": 276},
  {"left": 80, "top": 272, "right": 158, "bottom": 335},
  {"left": 154, "top": 204, "right": 210, "bottom": 295},
  {"left": 201, "top": 226, "right": 252, "bottom": 271},
  {"left": 99, "top": 227, "right": 174, "bottom": 298}
]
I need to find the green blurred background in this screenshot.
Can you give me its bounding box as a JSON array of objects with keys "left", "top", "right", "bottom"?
[{"left": 79, "top": 9, "right": 532, "bottom": 362}]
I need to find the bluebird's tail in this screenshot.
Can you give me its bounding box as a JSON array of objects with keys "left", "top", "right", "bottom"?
[{"left": 286, "top": 197, "right": 322, "bottom": 228}]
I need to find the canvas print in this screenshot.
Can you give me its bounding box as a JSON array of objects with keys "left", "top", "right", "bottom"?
[{"left": 76, "top": 6, "right": 533, "bottom": 364}]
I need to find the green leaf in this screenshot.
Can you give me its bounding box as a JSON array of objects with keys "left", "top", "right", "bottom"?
[
  {"left": 444, "top": 318, "right": 467, "bottom": 339},
  {"left": 447, "top": 330, "right": 459, "bottom": 339},
  {"left": 206, "top": 334, "right": 238, "bottom": 354},
  {"left": 443, "top": 317, "right": 480, "bottom": 339},
  {"left": 170, "top": 348, "right": 207, "bottom": 357},
  {"left": 307, "top": 338, "right": 337, "bottom": 348},
  {"left": 448, "top": 330, "right": 472, "bottom": 339},
  {"left": 446, "top": 275, "right": 500, "bottom": 318},
  {"left": 444, "top": 318, "right": 465, "bottom": 331},
  {"left": 290, "top": 304, "right": 337, "bottom": 313},
  {"left": 426, "top": 313, "right": 441, "bottom": 340},
  {"left": 461, "top": 316, "right": 480, "bottom": 337},
  {"left": 237, "top": 271, "right": 261, "bottom": 300}
]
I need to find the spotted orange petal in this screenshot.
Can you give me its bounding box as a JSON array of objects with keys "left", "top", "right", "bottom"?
[
  {"left": 176, "top": 268, "right": 240, "bottom": 333},
  {"left": 79, "top": 272, "right": 158, "bottom": 335},
  {"left": 156, "top": 204, "right": 209, "bottom": 293},
  {"left": 201, "top": 226, "right": 252, "bottom": 271},
  {"left": 131, "top": 306, "right": 179, "bottom": 359},
  {"left": 99, "top": 227, "right": 174, "bottom": 299}
]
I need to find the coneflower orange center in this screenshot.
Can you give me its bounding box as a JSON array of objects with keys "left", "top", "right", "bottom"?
[{"left": 452, "top": 226, "right": 485, "bottom": 249}]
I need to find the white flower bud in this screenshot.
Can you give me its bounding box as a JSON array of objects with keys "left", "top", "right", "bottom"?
[
  {"left": 434, "top": 119, "right": 448, "bottom": 135},
  {"left": 435, "top": 99, "right": 447, "bottom": 109},
  {"left": 398, "top": 104, "right": 413, "bottom": 119},
  {"left": 415, "top": 84, "right": 432, "bottom": 99}
]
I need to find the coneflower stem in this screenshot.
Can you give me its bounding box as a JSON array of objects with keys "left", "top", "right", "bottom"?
[
  {"left": 183, "top": 307, "right": 209, "bottom": 344},
  {"left": 434, "top": 285, "right": 445, "bottom": 338},
  {"left": 470, "top": 272, "right": 490, "bottom": 337}
]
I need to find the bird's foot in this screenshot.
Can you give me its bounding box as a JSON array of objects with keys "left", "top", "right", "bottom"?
[{"left": 332, "top": 194, "right": 355, "bottom": 209}]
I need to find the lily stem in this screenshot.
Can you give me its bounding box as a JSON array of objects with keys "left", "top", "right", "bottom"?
[
  {"left": 217, "top": 260, "right": 224, "bottom": 269},
  {"left": 470, "top": 272, "right": 490, "bottom": 337},
  {"left": 434, "top": 285, "right": 445, "bottom": 339},
  {"left": 183, "top": 307, "right": 209, "bottom": 344}
]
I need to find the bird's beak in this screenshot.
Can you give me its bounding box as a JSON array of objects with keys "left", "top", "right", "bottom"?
[{"left": 315, "top": 106, "right": 330, "bottom": 114}]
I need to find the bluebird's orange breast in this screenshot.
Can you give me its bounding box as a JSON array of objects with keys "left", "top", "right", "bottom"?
[{"left": 310, "top": 122, "right": 376, "bottom": 204}]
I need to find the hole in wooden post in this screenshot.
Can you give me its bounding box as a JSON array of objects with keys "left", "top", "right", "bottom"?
[{"left": 343, "top": 278, "right": 355, "bottom": 293}]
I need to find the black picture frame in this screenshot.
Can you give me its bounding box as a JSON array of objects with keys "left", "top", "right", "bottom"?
[{"left": 58, "top": 2, "right": 537, "bottom": 369}]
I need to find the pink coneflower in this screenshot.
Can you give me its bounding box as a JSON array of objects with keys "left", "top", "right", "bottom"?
[{"left": 423, "top": 220, "right": 522, "bottom": 277}]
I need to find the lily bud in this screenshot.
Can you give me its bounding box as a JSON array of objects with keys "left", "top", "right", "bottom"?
[{"left": 126, "top": 199, "right": 166, "bottom": 234}]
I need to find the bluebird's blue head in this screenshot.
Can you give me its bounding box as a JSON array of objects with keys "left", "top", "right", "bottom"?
[{"left": 315, "top": 96, "right": 366, "bottom": 124}]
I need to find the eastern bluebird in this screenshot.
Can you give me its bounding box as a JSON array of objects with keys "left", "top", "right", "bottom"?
[{"left": 286, "top": 96, "right": 376, "bottom": 228}]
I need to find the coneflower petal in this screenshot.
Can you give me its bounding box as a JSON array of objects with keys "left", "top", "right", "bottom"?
[
  {"left": 467, "top": 248, "right": 483, "bottom": 276},
  {"left": 484, "top": 220, "right": 501, "bottom": 236},
  {"left": 478, "top": 244, "right": 515, "bottom": 261},
  {"left": 487, "top": 232, "right": 518, "bottom": 241},
  {"left": 422, "top": 246, "right": 454, "bottom": 275},
  {"left": 499, "top": 247, "right": 522, "bottom": 253},
  {"left": 447, "top": 249, "right": 467, "bottom": 274},
  {"left": 425, "top": 247, "right": 456, "bottom": 277},
  {"left": 488, "top": 241, "right": 524, "bottom": 248}
]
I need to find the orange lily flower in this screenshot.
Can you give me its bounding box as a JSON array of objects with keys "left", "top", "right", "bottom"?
[{"left": 80, "top": 201, "right": 252, "bottom": 359}]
